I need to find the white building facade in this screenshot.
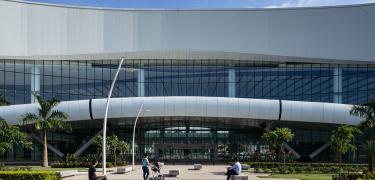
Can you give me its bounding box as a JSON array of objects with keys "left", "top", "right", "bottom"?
[{"left": 0, "top": 0, "right": 374, "bottom": 162}]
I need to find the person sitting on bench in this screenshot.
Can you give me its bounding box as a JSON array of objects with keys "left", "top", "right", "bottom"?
[
  {"left": 225, "top": 157, "right": 241, "bottom": 180},
  {"left": 89, "top": 159, "right": 106, "bottom": 180}
]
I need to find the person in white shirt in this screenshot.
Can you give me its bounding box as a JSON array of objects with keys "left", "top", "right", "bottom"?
[{"left": 226, "top": 157, "right": 241, "bottom": 180}]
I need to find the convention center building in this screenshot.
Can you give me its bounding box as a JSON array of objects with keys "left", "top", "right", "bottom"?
[{"left": 0, "top": 0, "right": 374, "bottom": 162}]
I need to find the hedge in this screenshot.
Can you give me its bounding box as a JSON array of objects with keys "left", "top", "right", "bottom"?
[
  {"left": 0, "top": 171, "right": 60, "bottom": 180},
  {"left": 332, "top": 172, "right": 375, "bottom": 180},
  {"left": 248, "top": 162, "right": 367, "bottom": 174},
  {"left": 52, "top": 161, "right": 123, "bottom": 168}
]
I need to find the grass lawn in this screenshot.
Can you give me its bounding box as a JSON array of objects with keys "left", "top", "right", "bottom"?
[{"left": 258, "top": 173, "right": 334, "bottom": 180}]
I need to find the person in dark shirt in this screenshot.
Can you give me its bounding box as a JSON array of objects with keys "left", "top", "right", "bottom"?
[{"left": 89, "top": 159, "right": 106, "bottom": 180}]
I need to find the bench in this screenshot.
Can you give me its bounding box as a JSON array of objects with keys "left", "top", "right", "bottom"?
[
  {"left": 169, "top": 170, "right": 180, "bottom": 177},
  {"left": 117, "top": 166, "right": 132, "bottom": 174},
  {"left": 241, "top": 164, "right": 250, "bottom": 170},
  {"left": 193, "top": 164, "right": 202, "bottom": 170},
  {"left": 230, "top": 175, "right": 248, "bottom": 180},
  {"left": 162, "top": 177, "right": 179, "bottom": 180},
  {"left": 56, "top": 170, "right": 78, "bottom": 178}
]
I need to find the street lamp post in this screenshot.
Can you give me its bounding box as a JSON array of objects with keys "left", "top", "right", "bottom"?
[
  {"left": 132, "top": 104, "right": 149, "bottom": 171},
  {"left": 102, "top": 58, "right": 124, "bottom": 176}
]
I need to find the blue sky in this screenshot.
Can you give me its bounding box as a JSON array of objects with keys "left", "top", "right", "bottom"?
[{"left": 27, "top": 0, "right": 375, "bottom": 8}]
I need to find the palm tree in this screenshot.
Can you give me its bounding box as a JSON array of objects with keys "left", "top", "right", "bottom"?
[
  {"left": 22, "top": 92, "right": 70, "bottom": 167},
  {"left": 351, "top": 97, "right": 375, "bottom": 171}
]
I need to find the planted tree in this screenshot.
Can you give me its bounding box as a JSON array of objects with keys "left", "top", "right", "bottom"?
[
  {"left": 22, "top": 92, "right": 70, "bottom": 167},
  {"left": 261, "top": 127, "right": 294, "bottom": 168},
  {"left": 95, "top": 134, "right": 129, "bottom": 166},
  {"left": 0, "top": 97, "right": 32, "bottom": 155},
  {"left": 351, "top": 97, "right": 375, "bottom": 171},
  {"left": 330, "top": 125, "right": 361, "bottom": 162}
]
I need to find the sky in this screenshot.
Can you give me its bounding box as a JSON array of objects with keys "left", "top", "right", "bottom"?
[{"left": 27, "top": 0, "right": 375, "bottom": 9}]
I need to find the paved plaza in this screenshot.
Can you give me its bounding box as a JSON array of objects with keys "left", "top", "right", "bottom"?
[{"left": 64, "top": 165, "right": 296, "bottom": 180}]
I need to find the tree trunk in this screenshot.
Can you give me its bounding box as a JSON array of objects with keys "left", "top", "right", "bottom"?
[
  {"left": 114, "top": 149, "right": 117, "bottom": 167},
  {"left": 370, "top": 155, "right": 374, "bottom": 172},
  {"left": 43, "top": 129, "right": 49, "bottom": 167}
]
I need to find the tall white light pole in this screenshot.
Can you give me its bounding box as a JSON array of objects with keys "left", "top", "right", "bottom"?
[
  {"left": 102, "top": 58, "right": 124, "bottom": 176},
  {"left": 132, "top": 104, "right": 149, "bottom": 171}
]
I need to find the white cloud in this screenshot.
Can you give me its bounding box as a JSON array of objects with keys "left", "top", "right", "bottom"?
[{"left": 265, "top": 0, "right": 375, "bottom": 8}]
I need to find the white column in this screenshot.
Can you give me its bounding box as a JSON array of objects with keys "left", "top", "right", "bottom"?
[
  {"left": 138, "top": 69, "right": 145, "bottom": 97},
  {"left": 333, "top": 67, "right": 342, "bottom": 103},
  {"left": 31, "top": 66, "right": 40, "bottom": 103},
  {"left": 228, "top": 68, "right": 236, "bottom": 97}
]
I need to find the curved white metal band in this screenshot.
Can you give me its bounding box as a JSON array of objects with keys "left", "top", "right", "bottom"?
[{"left": 0, "top": 96, "right": 362, "bottom": 125}]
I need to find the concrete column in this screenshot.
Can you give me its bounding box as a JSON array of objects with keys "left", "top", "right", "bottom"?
[
  {"left": 73, "top": 130, "right": 103, "bottom": 157},
  {"left": 31, "top": 66, "right": 40, "bottom": 103},
  {"left": 333, "top": 67, "right": 342, "bottom": 103},
  {"left": 228, "top": 69, "right": 236, "bottom": 97},
  {"left": 138, "top": 69, "right": 145, "bottom": 97},
  {"left": 308, "top": 142, "right": 331, "bottom": 159}
]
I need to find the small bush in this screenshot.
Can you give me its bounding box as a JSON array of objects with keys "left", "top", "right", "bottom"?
[{"left": 0, "top": 171, "right": 60, "bottom": 180}]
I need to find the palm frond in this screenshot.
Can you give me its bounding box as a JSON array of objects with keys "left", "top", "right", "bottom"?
[
  {"left": 0, "top": 118, "right": 9, "bottom": 129},
  {"left": 0, "top": 96, "right": 10, "bottom": 106},
  {"left": 32, "top": 92, "right": 49, "bottom": 118},
  {"left": 21, "top": 113, "right": 40, "bottom": 124},
  {"left": 350, "top": 105, "right": 373, "bottom": 118},
  {"left": 41, "top": 98, "right": 61, "bottom": 118},
  {"left": 48, "top": 118, "right": 72, "bottom": 132},
  {"left": 22, "top": 113, "right": 43, "bottom": 130},
  {"left": 47, "top": 98, "right": 61, "bottom": 109},
  {"left": 48, "top": 110, "right": 68, "bottom": 120}
]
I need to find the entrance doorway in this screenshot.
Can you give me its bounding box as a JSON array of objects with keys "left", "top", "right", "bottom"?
[{"left": 154, "top": 144, "right": 217, "bottom": 161}]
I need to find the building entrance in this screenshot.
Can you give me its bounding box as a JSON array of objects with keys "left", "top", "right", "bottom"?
[{"left": 154, "top": 144, "right": 217, "bottom": 161}]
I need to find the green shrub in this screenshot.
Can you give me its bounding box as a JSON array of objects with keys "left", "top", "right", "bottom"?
[
  {"left": 295, "top": 167, "right": 302, "bottom": 173},
  {"left": 248, "top": 162, "right": 366, "bottom": 174},
  {"left": 264, "top": 168, "right": 271, "bottom": 173},
  {"left": 0, "top": 171, "right": 60, "bottom": 180},
  {"left": 254, "top": 168, "right": 260, "bottom": 173},
  {"left": 331, "top": 172, "right": 373, "bottom": 180},
  {"left": 271, "top": 168, "right": 278, "bottom": 173}
]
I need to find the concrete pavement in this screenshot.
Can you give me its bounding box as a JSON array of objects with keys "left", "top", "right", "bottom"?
[{"left": 63, "top": 165, "right": 298, "bottom": 180}]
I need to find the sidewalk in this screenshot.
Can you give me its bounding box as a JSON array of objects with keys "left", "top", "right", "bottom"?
[{"left": 63, "top": 165, "right": 297, "bottom": 180}]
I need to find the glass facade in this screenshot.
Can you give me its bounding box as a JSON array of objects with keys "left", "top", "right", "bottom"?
[
  {"left": 1, "top": 59, "right": 375, "bottom": 105},
  {"left": 1, "top": 59, "right": 373, "bottom": 162}
]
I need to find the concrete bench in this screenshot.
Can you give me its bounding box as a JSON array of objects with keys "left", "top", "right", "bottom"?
[
  {"left": 117, "top": 166, "right": 132, "bottom": 174},
  {"left": 230, "top": 175, "right": 248, "bottom": 180},
  {"left": 193, "top": 164, "right": 202, "bottom": 170},
  {"left": 162, "top": 177, "right": 179, "bottom": 180},
  {"left": 168, "top": 170, "right": 180, "bottom": 177},
  {"left": 56, "top": 170, "right": 78, "bottom": 178},
  {"left": 241, "top": 164, "right": 250, "bottom": 170}
]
